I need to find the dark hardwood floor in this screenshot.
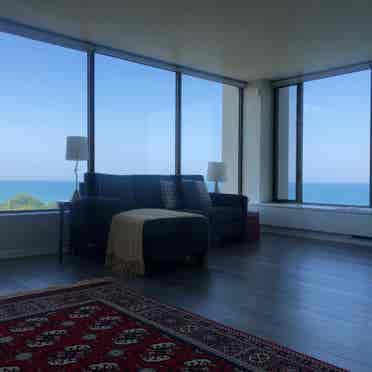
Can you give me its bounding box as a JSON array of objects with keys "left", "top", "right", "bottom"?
[{"left": 1, "top": 232, "right": 372, "bottom": 371}]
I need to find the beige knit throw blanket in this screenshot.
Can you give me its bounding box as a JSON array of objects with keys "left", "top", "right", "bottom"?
[{"left": 106, "top": 208, "right": 202, "bottom": 276}]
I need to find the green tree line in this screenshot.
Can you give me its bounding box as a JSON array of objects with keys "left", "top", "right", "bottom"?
[{"left": 0, "top": 193, "right": 57, "bottom": 211}]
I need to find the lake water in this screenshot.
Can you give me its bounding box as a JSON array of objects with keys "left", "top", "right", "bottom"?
[
  {"left": 303, "top": 183, "right": 369, "bottom": 206},
  {"left": 0, "top": 180, "right": 369, "bottom": 207},
  {"left": 0, "top": 180, "right": 74, "bottom": 203}
]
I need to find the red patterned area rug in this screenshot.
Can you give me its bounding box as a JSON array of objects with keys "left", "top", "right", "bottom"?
[{"left": 0, "top": 279, "right": 347, "bottom": 371}]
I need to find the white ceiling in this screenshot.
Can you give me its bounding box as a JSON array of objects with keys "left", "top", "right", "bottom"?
[{"left": 1, "top": 0, "right": 372, "bottom": 82}]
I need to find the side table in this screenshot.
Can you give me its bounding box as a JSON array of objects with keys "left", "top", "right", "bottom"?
[
  {"left": 246, "top": 211, "right": 260, "bottom": 242},
  {"left": 57, "top": 200, "right": 72, "bottom": 263}
]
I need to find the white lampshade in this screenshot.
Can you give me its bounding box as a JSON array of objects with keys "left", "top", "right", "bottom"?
[
  {"left": 65, "top": 136, "right": 88, "bottom": 161},
  {"left": 207, "top": 161, "right": 227, "bottom": 182}
]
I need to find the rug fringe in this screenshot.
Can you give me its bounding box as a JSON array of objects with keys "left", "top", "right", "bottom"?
[{"left": 106, "top": 254, "right": 145, "bottom": 276}]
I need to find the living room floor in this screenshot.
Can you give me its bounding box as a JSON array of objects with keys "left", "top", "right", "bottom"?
[{"left": 1, "top": 233, "right": 371, "bottom": 372}]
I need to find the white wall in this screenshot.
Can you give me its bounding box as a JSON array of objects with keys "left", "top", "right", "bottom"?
[
  {"left": 243, "top": 80, "right": 273, "bottom": 203},
  {"left": 0, "top": 212, "right": 63, "bottom": 259},
  {"left": 259, "top": 204, "right": 372, "bottom": 238},
  {"left": 243, "top": 85, "right": 261, "bottom": 201},
  {"left": 221, "top": 85, "right": 239, "bottom": 194},
  {"left": 277, "top": 88, "right": 290, "bottom": 199},
  {"left": 259, "top": 81, "right": 274, "bottom": 202}
]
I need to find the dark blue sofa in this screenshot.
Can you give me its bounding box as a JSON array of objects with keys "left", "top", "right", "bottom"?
[{"left": 70, "top": 173, "right": 248, "bottom": 261}]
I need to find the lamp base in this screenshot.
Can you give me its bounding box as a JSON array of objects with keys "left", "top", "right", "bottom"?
[
  {"left": 214, "top": 181, "right": 220, "bottom": 193},
  {"left": 71, "top": 189, "right": 81, "bottom": 203}
]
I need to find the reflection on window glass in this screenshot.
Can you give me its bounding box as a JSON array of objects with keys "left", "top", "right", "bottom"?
[
  {"left": 0, "top": 32, "right": 87, "bottom": 211},
  {"left": 95, "top": 54, "right": 175, "bottom": 174},
  {"left": 181, "top": 76, "right": 239, "bottom": 193},
  {"left": 277, "top": 86, "right": 297, "bottom": 200},
  {"left": 303, "top": 71, "right": 370, "bottom": 206}
]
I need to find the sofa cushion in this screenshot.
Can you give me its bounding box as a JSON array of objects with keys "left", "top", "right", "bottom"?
[
  {"left": 160, "top": 180, "right": 182, "bottom": 210},
  {"left": 93, "top": 174, "right": 135, "bottom": 202},
  {"left": 133, "top": 175, "right": 167, "bottom": 208},
  {"left": 181, "top": 180, "right": 212, "bottom": 211}
]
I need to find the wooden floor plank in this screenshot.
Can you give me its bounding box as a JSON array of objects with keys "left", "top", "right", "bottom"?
[{"left": 0, "top": 232, "right": 371, "bottom": 371}]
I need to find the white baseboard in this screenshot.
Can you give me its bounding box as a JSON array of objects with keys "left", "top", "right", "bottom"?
[
  {"left": 262, "top": 225, "right": 372, "bottom": 247},
  {"left": 257, "top": 203, "right": 372, "bottom": 239}
]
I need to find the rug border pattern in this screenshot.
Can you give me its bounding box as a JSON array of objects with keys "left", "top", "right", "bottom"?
[{"left": 0, "top": 279, "right": 348, "bottom": 372}]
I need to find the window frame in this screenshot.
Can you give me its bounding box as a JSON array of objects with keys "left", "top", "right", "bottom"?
[
  {"left": 273, "top": 68, "right": 372, "bottom": 208},
  {"left": 0, "top": 21, "right": 245, "bottom": 213}
]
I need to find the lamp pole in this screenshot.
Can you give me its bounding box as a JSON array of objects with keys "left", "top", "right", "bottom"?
[{"left": 74, "top": 160, "right": 79, "bottom": 195}]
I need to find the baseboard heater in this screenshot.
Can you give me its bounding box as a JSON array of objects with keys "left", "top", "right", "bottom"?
[{"left": 263, "top": 225, "right": 372, "bottom": 246}]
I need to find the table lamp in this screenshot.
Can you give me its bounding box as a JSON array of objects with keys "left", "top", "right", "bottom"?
[
  {"left": 66, "top": 136, "right": 88, "bottom": 201},
  {"left": 207, "top": 161, "right": 227, "bottom": 193}
]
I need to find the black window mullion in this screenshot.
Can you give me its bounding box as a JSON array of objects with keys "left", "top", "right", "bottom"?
[
  {"left": 273, "top": 88, "right": 279, "bottom": 201},
  {"left": 238, "top": 87, "right": 244, "bottom": 195},
  {"left": 369, "top": 67, "right": 372, "bottom": 207},
  {"left": 175, "top": 72, "right": 182, "bottom": 176},
  {"left": 87, "top": 51, "right": 95, "bottom": 173},
  {"left": 296, "top": 83, "right": 304, "bottom": 203}
]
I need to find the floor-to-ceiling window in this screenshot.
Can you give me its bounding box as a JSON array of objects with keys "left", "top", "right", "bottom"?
[
  {"left": 303, "top": 71, "right": 370, "bottom": 206},
  {"left": 0, "top": 32, "right": 87, "bottom": 211},
  {"left": 95, "top": 54, "right": 175, "bottom": 174},
  {"left": 0, "top": 28, "right": 243, "bottom": 214},
  {"left": 274, "top": 69, "right": 371, "bottom": 207},
  {"left": 181, "top": 75, "right": 239, "bottom": 193}
]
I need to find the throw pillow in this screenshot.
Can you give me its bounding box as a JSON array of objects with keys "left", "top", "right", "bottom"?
[
  {"left": 161, "top": 180, "right": 181, "bottom": 210},
  {"left": 181, "top": 180, "right": 212, "bottom": 211}
]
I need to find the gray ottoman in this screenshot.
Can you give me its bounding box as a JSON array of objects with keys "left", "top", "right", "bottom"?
[{"left": 143, "top": 213, "right": 209, "bottom": 269}]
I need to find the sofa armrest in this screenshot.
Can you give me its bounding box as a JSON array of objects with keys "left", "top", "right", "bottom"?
[{"left": 209, "top": 193, "right": 248, "bottom": 214}]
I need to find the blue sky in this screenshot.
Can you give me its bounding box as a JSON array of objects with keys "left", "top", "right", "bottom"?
[
  {"left": 95, "top": 55, "right": 223, "bottom": 176},
  {"left": 0, "top": 32, "right": 87, "bottom": 180},
  {"left": 0, "top": 32, "right": 223, "bottom": 180},
  {"left": 303, "top": 70, "right": 370, "bottom": 183},
  {"left": 284, "top": 71, "right": 370, "bottom": 185},
  {"left": 0, "top": 31, "right": 370, "bottom": 184}
]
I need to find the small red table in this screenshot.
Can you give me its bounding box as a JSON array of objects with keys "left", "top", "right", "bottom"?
[{"left": 246, "top": 211, "right": 260, "bottom": 242}]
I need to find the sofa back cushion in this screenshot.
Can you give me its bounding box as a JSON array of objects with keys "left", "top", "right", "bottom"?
[
  {"left": 85, "top": 173, "right": 135, "bottom": 206},
  {"left": 160, "top": 180, "right": 181, "bottom": 210},
  {"left": 132, "top": 175, "right": 204, "bottom": 209},
  {"left": 83, "top": 173, "right": 206, "bottom": 210},
  {"left": 133, "top": 175, "right": 170, "bottom": 208},
  {"left": 181, "top": 180, "right": 212, "bottom": 211}
]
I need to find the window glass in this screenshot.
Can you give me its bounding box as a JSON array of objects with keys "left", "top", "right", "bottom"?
[
  {"left": 95, "top": 54, "right": 175, "bottom": 175},
  {"left": 0, "top": 33, "right": 87, "bottom": 210},
  {"left": 303, "top": 71, "right": 370, "bottom": 206},
  {"left": 181, "top": 75, "right": 239, "bottom": 193}
]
